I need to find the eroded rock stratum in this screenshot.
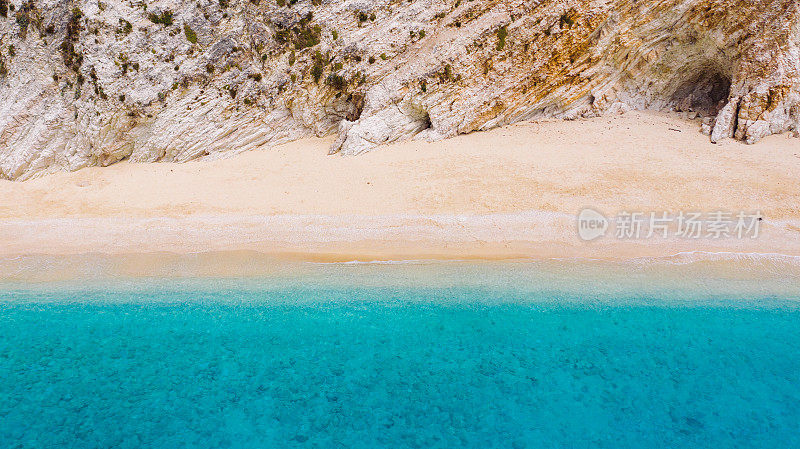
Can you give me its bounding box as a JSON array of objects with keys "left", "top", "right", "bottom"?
[{"left": 0, "top": 0, "right": 798, "bottom": 179}]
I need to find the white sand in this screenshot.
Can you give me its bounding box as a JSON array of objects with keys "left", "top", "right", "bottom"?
[{"left": 1, "top": 111, "right": 799, "bottom": 261}]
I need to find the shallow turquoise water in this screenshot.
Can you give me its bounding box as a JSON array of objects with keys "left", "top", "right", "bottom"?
[{"left": 2, "top": 275, "right": 800, "bottom": 448}]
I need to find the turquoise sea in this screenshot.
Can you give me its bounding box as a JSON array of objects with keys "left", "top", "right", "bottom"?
[{"left": 1, "top": 259, "right": 799, "bottom": 448}]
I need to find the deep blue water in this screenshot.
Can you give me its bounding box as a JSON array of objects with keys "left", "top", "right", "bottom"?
[{"left": 1, "top": 282, "right": 800, "bottom": 448}]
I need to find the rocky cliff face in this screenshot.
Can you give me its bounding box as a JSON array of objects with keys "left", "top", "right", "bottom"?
[{"left": 0, "top": 0, "right": 798, "bottom": 179}]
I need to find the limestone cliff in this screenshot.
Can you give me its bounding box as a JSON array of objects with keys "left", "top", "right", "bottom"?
[{"left": 0, "top": 0, "right": 798, "bottom": 179}]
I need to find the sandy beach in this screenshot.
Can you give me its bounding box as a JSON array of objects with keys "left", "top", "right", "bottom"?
[{"left": 1, "top": 111, "right": 800, "bottom": 264}]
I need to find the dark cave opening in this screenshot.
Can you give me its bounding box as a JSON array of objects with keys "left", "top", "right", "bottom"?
[
  {"left": 420, "top": 112, "right": 432, "bottom": 131},
  {"left": 671, "top": 71, "right": 731, "bottom": 116},
  {"left": 345, "top": 93, "right": 365, "bottom": 122}
]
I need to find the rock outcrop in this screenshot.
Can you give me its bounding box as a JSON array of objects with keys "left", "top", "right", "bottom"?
[{"left": 0, "top": 0, "right": 798, "bottom": 179}]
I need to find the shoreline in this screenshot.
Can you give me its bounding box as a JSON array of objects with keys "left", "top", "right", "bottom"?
[
  {"left": 4, "top": 250, "right": 800, "bottom": 297},
  {"left": 3, "top": 211, "right": 800, "bottom": 284},
  {"left": 3, "top": 211, "right": 800, "bottom": 259}
]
